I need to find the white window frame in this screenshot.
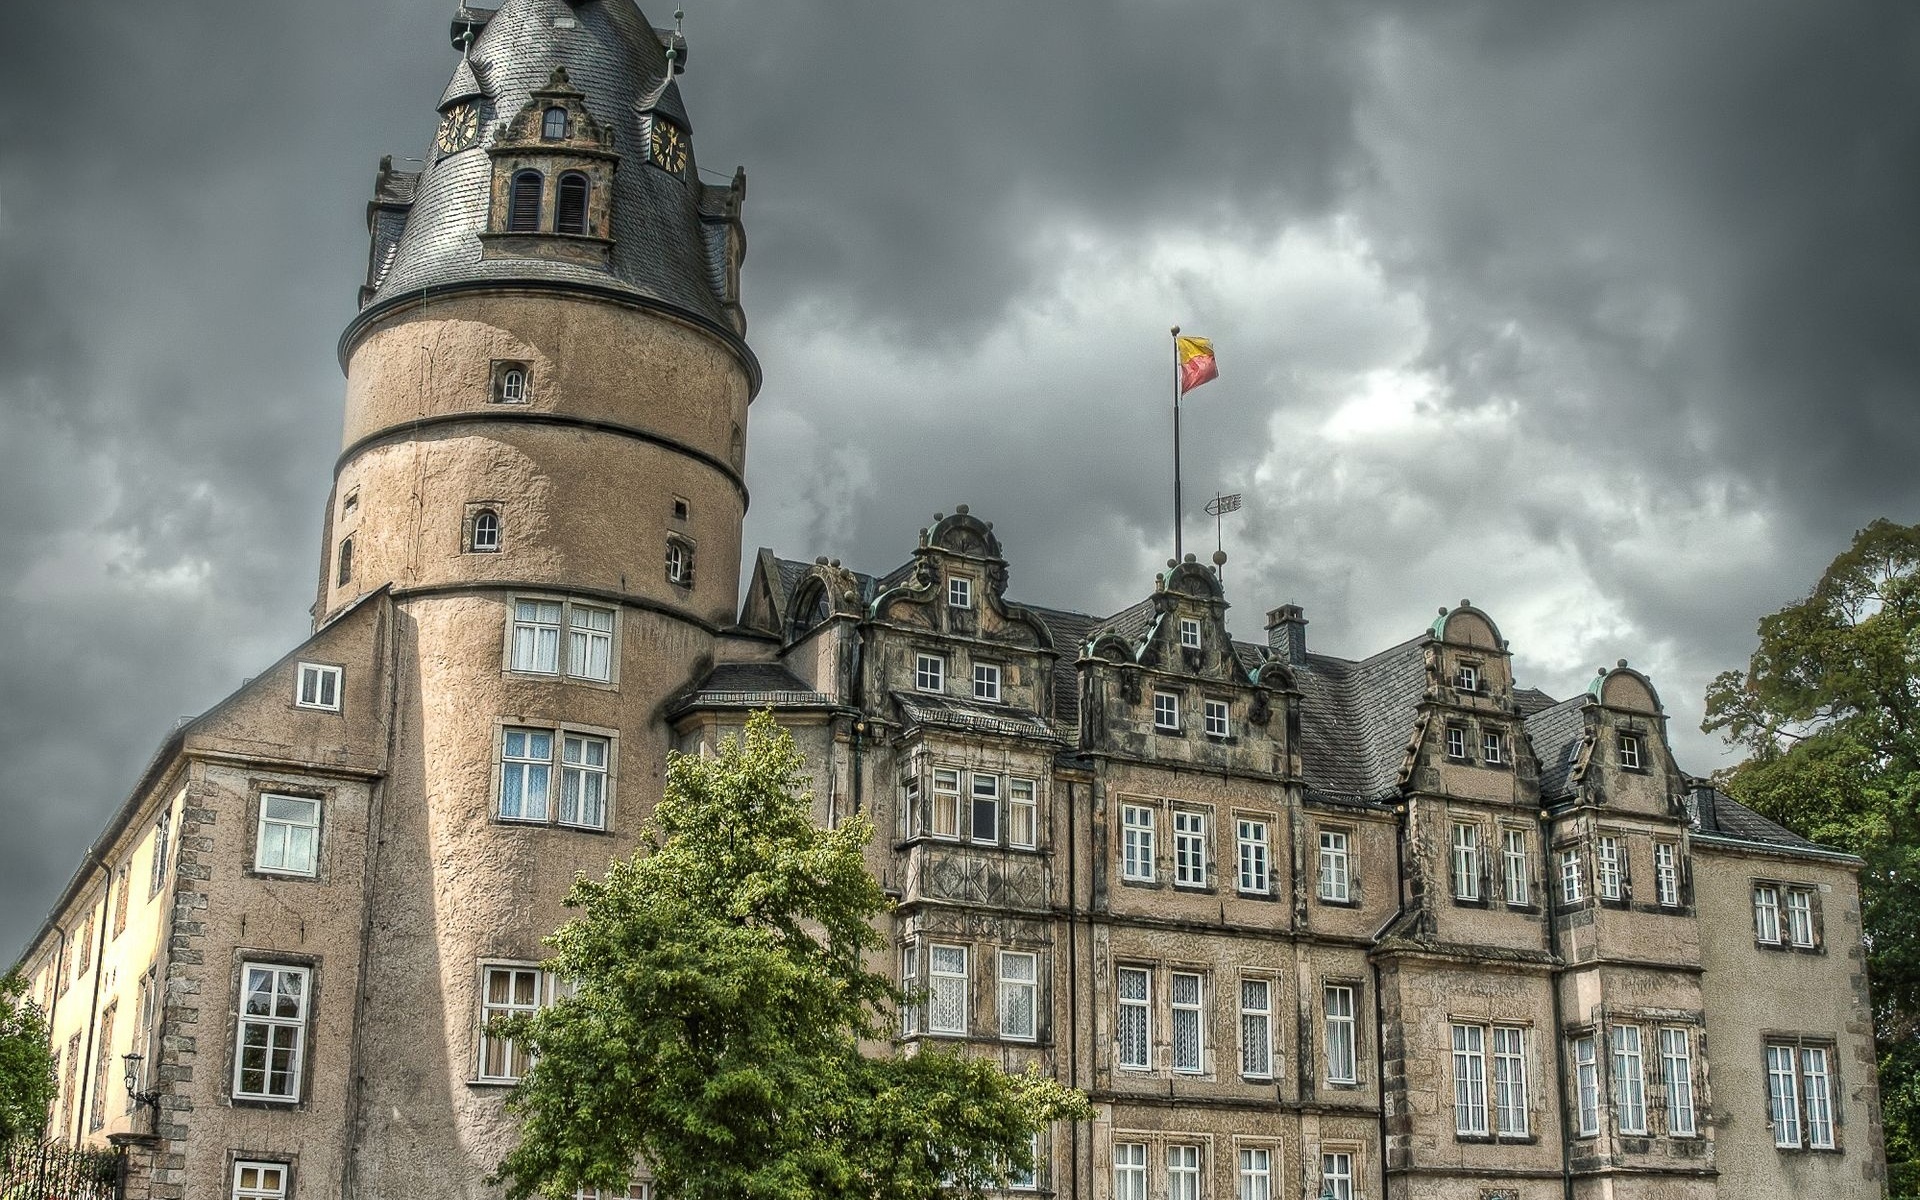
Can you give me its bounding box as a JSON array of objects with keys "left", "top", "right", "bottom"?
[
  {"left": 1008, "top": 1132, "right": 1040, "bottom": 1191},
  {"left": 1767, "top": 1043, "right": 1802, "bottom": 1148},
  {"left": 1446, "top": 725, "right": 1469, "bottom": 760},
  {"left": 931, "top": 767, "right": 961, "bottom": 838},
  {"left": 1454, "top": 663, "right": 1480, "bottom": 692},
  {"left": 1239, "top": 978, "right": 1273, "bottom": 1080},
  {"left": 1154, "top": 691, "right": 1181, "bottom": 732},
  {"left": 1804, "top": 1045, "right": 1836, "bottom": 1149},
  {"left": 1493, "top": 1025, "right": 1529, "bottom": 1136},
  {"left": 1179, "top": 618, "right": 1202, "bottom": 649},
  {"left": 998, "top": 951, "right": 1038, "bottom": 1042},
  {"left": 1452, "top": 1023, "right": 1489, "bottom": 1136},
  {"left": 478, "top": 964, "right": 545, "bottom": 1082},
  {"left": 1121, "top": 805, "right": 1156, "bottom": 882},
  {"left": 1561, "top": 848, "right": 1585, "bottom": 904},
  {"left": 1654, "top": 842, "right": 1681, "bottom": 907},
  {"left": 1754, "top": 884, "right": 1782, "bottom": 944},
  {"left": 1597, "top": 835, "right": 1624, "bottom": 901},
  {"left": 1238, "top": 1147, "right": 1271, "bottom": 1200},
  {"left": 928, "top": 944, "right": 968, "bottom": 1036},
  {"left": 1203, "top": 698, "right": 1231, "bottom": 739},
  {"left": 1786, "top": 888, "right": 1816, "bottom": 947},
  {"left": 1236, "top": 818, "right": 1270, "bottom": 895},
  {"left": 915, "top": 653, "right": 945, "bottom": 693},
  {"left": 559, "top": 732, "right": 611, "bottom": 831},
  {"left": 498, "top": 366, "right": 527, "bottom": 404},
  {"left": 471, "top": 507, "right": 502, "bottom": 552},
  {"left": 1482, "top": 729, "right": 1505, "bottom": 764},
  {"left": 1173, "top": 810, "right": 1208, "bottom": 887},
  {"left": 233, "top": 962, "right": 310, "bottom": 1103},
  {"left": 232, "top": 1161, "right": 290, "bottom": 1200},
  {"left": 254, "top": 794, "right": 321, "bottom": 878},
  {"left": 1452, "top": 823, "right": 1481, "bottom": 901},
  {"left": 295, "top": 662, "right": 341, "bottom": 712},
  {"left": 1115, "top": 1143, "right": 1148, "bottom": 1200},
  {"left": 1170, "top": 971, "right": 1205, "bottom": 1074},
  {"left": 1008, "top": 778, "right": 1038, "bottom": 849},
  {"left": 900, "top": 944, "right": 919, "bottom": 1036},
  {"left": 499, "top": 727, "right": 554, "bottom": 824},
  {"left": 1321, "top": 1151, "right": 1354, "bottom": 1200},
  {"left": 509, "top": 597, "right": 615, "bottom": 682},
  {"left": 1166, "top": 1144, "right": 1200, "bottom": 1200},
  {"left": 1502, "top": 829, "right": 1529, "bottom": 906},
  {"left": 1319, "top": 829, "right": 1350, "bottom": 902},
  {"left": 970, "top": 773, "right": 1000, "bottom": 845},
  {"left": 1574, "top": 1034, "right": 1600, "bottom": 1136},
  {"left": 973, "top": 662, "right": 1002, "bottom": 703},
  {"left": 1660, "top": 1027, "right": 1696, "bottom": 1136},
  {"left": 665, "top": 536, "right": 694, "bottom": 586},
  {"left": 1117, "top": 966, "right": 1152, "bottom": 1070},
  {"left": 1612, "top": 1024, "right": 1648, "bottom": 1135},
  {"left": 948, "top": 577, "right": 972, "bottom": 609},
  {"left": 900, "top": 776, "right": 921, "bottom": 840},
  {"left": 1325, "top": 984, "right": 1357, "bottom": 1084},
  {"left": 1619, "top": 733, "right": 1642, "bottom": 769}
]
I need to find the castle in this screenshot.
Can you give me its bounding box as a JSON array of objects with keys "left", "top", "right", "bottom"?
[{"left": 13, "top": 3, "right": 1886, "bottom": 1198}]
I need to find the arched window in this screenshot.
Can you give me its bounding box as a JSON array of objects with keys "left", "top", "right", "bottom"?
[
  {"left": 555, "top": 173, "right": 590, "bottom": 235},
  {"left": 471, "top": 509, "right": 501, "bottom": 553},
  {"left": 507, "top": 170, "right": 543, "bottom": 232},
  {"left": 336, "top": 536, "right": 354, "bottom": 586},
  {"left": 500, "top": 368, "right": 526, "bottom": 403},
  {"left": 541, "top": 106, "right": 568, "bottom": 140},
  {"left": 665, "top": 536, "right": 695, "bottom": 587}
]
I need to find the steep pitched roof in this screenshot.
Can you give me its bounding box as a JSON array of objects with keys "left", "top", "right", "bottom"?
[
  {"left": 1525, "top": 695, "right": 1589, "bottom": 800},
  {"left": 1688, "top": 785, "right": 1831, "bottom": 854}
]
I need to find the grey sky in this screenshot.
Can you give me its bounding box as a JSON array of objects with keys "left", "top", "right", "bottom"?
[{"left": 4, "top": 0, "right": 1918, "bottom": 958}]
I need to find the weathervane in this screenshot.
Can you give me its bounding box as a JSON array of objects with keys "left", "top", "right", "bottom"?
[{"left": 1204, "top": 492, "right": 1242, "bottom": 579}]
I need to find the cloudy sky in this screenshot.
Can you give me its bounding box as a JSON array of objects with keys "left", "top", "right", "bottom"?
[{"left": 4, "top": 0, "right": 1918, "bottom": 957}]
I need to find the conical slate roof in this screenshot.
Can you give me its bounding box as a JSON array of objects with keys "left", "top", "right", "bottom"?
[{"left": 355, "top": 0, "right": 743, "bottom": 350}]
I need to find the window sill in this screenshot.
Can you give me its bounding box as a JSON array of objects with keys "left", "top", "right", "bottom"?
[
  {"left": 229, "top": 1095, "right": 304, "bottom": 1111},
  {"left": 1154, "top": 727, "right": 1185, "bottom": 737},
  {"left": 468, "top": 1078, "right": 519, "bottom": 1089},
  {"left": 1452, "top": 896, "right": 1489, "bottom": 909},
  {"left": 1317, "top": 894, "right": 1360, "bottom": 908},
  {"left": 292, "top": 703, "right": 343, "bottom": 715}
]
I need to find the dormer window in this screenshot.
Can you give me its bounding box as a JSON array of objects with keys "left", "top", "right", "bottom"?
[
  {"left": 541, "top": 106, "right": 568, "bottom": 140},
  {"left": 1179, "top": 618, "right": 1201, "bottom": 649},
  {"left": 948, "top": 578, "right": 972, "bottom": 609},
  {"left": 556, "top": 172, "right": 590, "bottom": 235},
  {"left": 1454, "top": 663, "right": 1480, "bottom": 693},
  {"left": 1619, "top": 733, "right": 1643, "bottom": 770},
  {"left": 507, "top": 170, "right": 543, "bottom": 232}
]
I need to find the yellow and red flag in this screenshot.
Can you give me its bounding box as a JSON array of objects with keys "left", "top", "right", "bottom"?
[{"left": 1177, "top": 335, "right": 1218, "bottom": 394}]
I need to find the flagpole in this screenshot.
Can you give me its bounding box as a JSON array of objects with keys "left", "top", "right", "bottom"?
[{"left": 1171, "top": 325, "right": 1183, "bottom": 562}]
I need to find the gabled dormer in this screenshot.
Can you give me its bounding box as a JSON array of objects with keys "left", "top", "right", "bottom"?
[
  {"left": 1411, "top": 601, "right": 1530, "bottom": 803},
  {"left": 480, "top": 67, "right": 618, "bottom": 266}
]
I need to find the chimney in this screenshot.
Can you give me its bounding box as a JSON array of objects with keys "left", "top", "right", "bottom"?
[{"left": 1266, "top": 604, "right": 1308, "bottom": 665}]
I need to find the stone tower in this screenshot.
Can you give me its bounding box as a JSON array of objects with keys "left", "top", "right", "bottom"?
[{"left": 323, "top": 1, "right": 753, "bottom": 1190}]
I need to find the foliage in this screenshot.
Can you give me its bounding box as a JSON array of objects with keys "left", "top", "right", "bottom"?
[
  {"left": 1704, "top": 518, "right": 1920, "bottom": 1193},
  {"left": 0, "top": 969, "right": 57, "bottom": 1145},
  {"left": 492, "top": 711, "right": 1092, "bottom": 1200}
]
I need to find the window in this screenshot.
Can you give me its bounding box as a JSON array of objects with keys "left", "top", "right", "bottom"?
[
  {"left": 1174, "top": 810, "right": 1207, "bottom": 886},
  {"left": 1179, "top": 618, "right": 1201, "bottom": 649},
  {"left": 1114, "top": 1143, "right": 1148, "bottom": 1200},
  {"left": 1786, "top": 888, "right": 1816, "bottom": 947},
  {"left": 899, "top": 944, "right": 919, "bottom": 1036},
  {"left": 234, "top": 963, "right": 309, "bottom": 1102},
  {"left": 973, "top": 662, "right": 1002, "bottom": 702},
  {"left": 560, "top": 733, "right": 610, "bottom": 830},
  {"left": 149, "top": 811, "right": 172, "bottom": 898},
  {"left": 1237, "top": 1148, "right": 1271, "bottom": 1200},
  {"left": 471, "top": 508, "right": 502, "bottom": 552},
  {"left": 1008, "top": 1133, "right": 1040, "bottom": 1191},
  {"left": 336, "top": 535, "right": 353, "bottom": 586},
  {"left": 1482, "top": 729, "right": 1505, "bottom": 764},
  {"left": 1320, "top": 1152, "right": 1353, "bottom": 1200},
  {"left": 1454, "top": 663, "right": 1480, "bottom": 692},
  {"left": 928, "top": 944, "right": 968, "bottom": 1035},
  {"left": 1452, "top": 823, "right": 1481, "bottom": 901},
  {"left": 1319, "top": 829, "right": 1350, "bottom": 902},
  {"left": 970, "top": 774, "right": 1000, "bottom": 844},
  {"left": 1452, "top": 1023, "right": 1488, "bottom": 1135},
  {"left": 932, "top": 768, "right": 960, "bottom": 838},
  {"left": 1121, "top": 805, "right": 1155, "bottom": 882},
  {"left": 1166, "top": 1145, "right": 1200, "bottom": 1200},
  {"left": 1493, "top": 1026, "right": 1528, "bottom": 1136},
  {"left": 1239, "top": 979, "right": 1272, "bottom": 1079},
  {"left": 1560, "top": 848, "right": 1585, "bottom": 903},
  {"left": 915, "top": 653, "right": 944, "bottom": 693},
  {"left": 341, "top": 487, "right": 358, "bottom": 515},
  {"left": 1574, "top": 1035, "right": 1600, "bottom": 1136},
  {"left": 1768, "top": 1041, "right": 1837, "bottom": 1149},
  {"left": 1204, "top": 699, "right": 1231, "bottom": 739},
  {"left": 511, "top": 598, "right": 614, "bottom": 681},
  {"left": 499, "top": 728, "right": 554, "bottom": 822},
  {"left": 89, "top": 1002, "right": 115, "bottom": 1131},
  {"left": 671, "top": 497, "right": 689, "bottom": 521},
  {"left": 541, "top": 106, "right": 568, "bottom": 139},
  {"left": 1116, "top": 967, "right": 1151, "bottom": 1069},
  {"left": 1446, "top": 725, "right": 1468, "bottom": 760},
  {"left": 232, "top": 1162, "right": 289, "bottom": 1200},
  {"left": 569, "top": 605, "right": 614, "bottom": 681},
  {"left": 1171, "top": 972, "right": 1205, "bottom": 1073},
  {"left": 1325, "top": 984, "right": 1357, "bottom": 1084},
  {"left": 508, "top": 169, "right": 543, "bottom": 231},
  {"left": 1754, "top": 884, "right": 1782, "bottom": 943},
  {"left": 665, "top": 537, "right": 696, "bottom": 587},
  {"left": 1597, "top": 835, "right": 1624, "bottom": 901},
  {"left": 111, "top": 868, "right": 129, "bottom": 939},
  {"left": 1618, "top": 733, "right": 1642, "bottom": 769},
  {"left": 255, "top": 795, "right": 320, "bottom": 877},
  {"left": 296, "top": 662, "right": 341, "bottom": 711},
  {"left": 1661, "top": 1028, "right": 1696, "bottom": 1136},
  {"left": 1612, "top": 1025, "right": 1647, "bottom": 1134},
  {"left": 1154, "top": 691, "right": 1181, "bottom": 732},
  {"left": 1237, "top": 819, "right": 1270, "bottom": 895},
  {"left": 999, "top": 952, "right": 1037, "bottom": 1041},
  {"left": 498, "top": 366, "right": 528, "bottom": 403},
  {"left": 1009, "top": 778, "right": 1037, "bottom": 849},
  {"left": 513, "top": 600, "right": 563, "bottom": 672},
  {"left": 1502, "top": 829, "right": 1530, "bottom": 906},
  {"left": 479, "top": 965, "right": 543, "bottom": 1081},
  {"left": 948, "top": 577, "right": 971, "bottom": 609},
  {"left": 556, "top": 172, "right": 590, "bottom": 234},
  {"left": 1654, "top": 842, "right": 1681, "bottom": 907}
]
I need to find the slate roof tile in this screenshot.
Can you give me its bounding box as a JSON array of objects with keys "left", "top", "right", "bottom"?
[{"left": 1524, "top": 696, "right": 1589, "bottom": 801}]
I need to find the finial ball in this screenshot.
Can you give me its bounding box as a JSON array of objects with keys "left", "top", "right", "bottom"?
[
  {"left": 956, "top": 504, "right": 970, "bottom": 516},
  {"left": 1211, "top": 550, "right": 1227, "bottom": 566}
]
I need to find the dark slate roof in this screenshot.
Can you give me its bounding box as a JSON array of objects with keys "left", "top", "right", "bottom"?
[
  {"left": 1689, "top": 785, "right": 1829, "bottom": 853},
  {"left": 1513, "top": 686, "right": 1557, "bottom": 718},
  {"left": 1349, "top": 636, "right": 1433, "bottom": 799},
  {"left": 1022, "top": 604, "right": 1100, "bottom": 726},
  {"left": 1085, "top": 599, "right": 1158, "bottom": 646},
  {"left": 670, "top": 661, "right": 831, "bottom": 715},
  {"left": 1525, "top": 695, "right": 1589, "bottom": 800},
  {"left": 893, "top": 693, "right": 1060, "bottom": 742},
  {"left": 363, "top": 0, "right": 739, "bottom": 337},
  {"left": 1294, "top": 653, "right": 1369, "bottom": 800}
]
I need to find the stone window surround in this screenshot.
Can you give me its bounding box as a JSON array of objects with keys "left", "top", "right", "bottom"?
[
  {"left": 501, "top": 593, "right": 621, "bottom": 689},
  {"left": 897, "top": 754, "right": 1046, "bottom": 852},
  {"left": 222, "top": 951, "right": 321, "bottom": 1111},
  {"left": 487, "top": 718, "right": 619, "bottom": 834},
  {"left": 1752, "top": 878, "right": 1825, "bottom": 954},
  {"left": 241, "top": 780, "right": 334, "bottom": 883}
]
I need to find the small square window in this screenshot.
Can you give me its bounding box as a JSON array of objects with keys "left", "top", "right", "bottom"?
[
  {"left": 1204, "top": 699, "right": 1231, "bottom": 739},
  {"left": 915, "top": 654, "right": 945, "bottom": 693},
  {"left": 1154, "top": 691, "right": 1181, "bottom": 732},
  {"left": 1618, "top": 733, "right": 1642, "bottom": 770},
  {"left": 948, "top": 577, "right": 972, "bottom": 609},
  {"left": 1179, "top": 618, "right": 1201, "bottom": 649},
  {"left": 671, "top": 497, "right": 690, "bottom": 521},
  {"left": 1454, "top": 663, "right": 1480, "bottom": 692},
  {"left": 1482, "top": 730, "right": 1505, "bottom": 764},
  {"left": 295, "top": 663, "right": 341, "bottom": 712},
  {"left": 973, "top": 662, "right": 1001, "bottom": 702},
  {"left": 232, "top": 1161, "right": 290, "bottom": 1200},
  {"left": 1446, "top": 726, "right": 1469, "bottom": 761}
]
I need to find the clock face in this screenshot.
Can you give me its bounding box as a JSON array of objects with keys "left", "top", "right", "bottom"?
[
  {"left": 435, "top": 103, "right": 479, "bottom": 154},
  {"left": 650, "top": 119, "right": 688, "bottom": 174}
]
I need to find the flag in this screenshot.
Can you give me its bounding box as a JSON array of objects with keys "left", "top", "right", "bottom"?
[{"left": 1176, "top": 335, "right": 1218, "bottom": 394}]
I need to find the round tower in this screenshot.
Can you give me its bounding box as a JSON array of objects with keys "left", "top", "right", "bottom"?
[{"left": 323, "top": 3, "right": 756, "bottom": 1190}]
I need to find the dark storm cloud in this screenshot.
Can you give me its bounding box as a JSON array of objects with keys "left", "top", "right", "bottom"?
[{"left": 5, "top": 0, "right": 1920, "bottom": 958}]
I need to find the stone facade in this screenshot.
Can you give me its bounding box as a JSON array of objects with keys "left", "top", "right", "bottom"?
[{"left": 12, "top": 2, "right": 1884, "bottom": 1199}]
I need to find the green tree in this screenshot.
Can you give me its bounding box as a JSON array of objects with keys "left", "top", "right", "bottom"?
[
  {"left": 493, "top": 711, "right": 1092, "bottom": 1200},
  {"left": 1704, "top": 518, "right": 1920, "bottom": 1193},
  {"left": 0, "top": 968, "right": 57, "bottom": 1146}
]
